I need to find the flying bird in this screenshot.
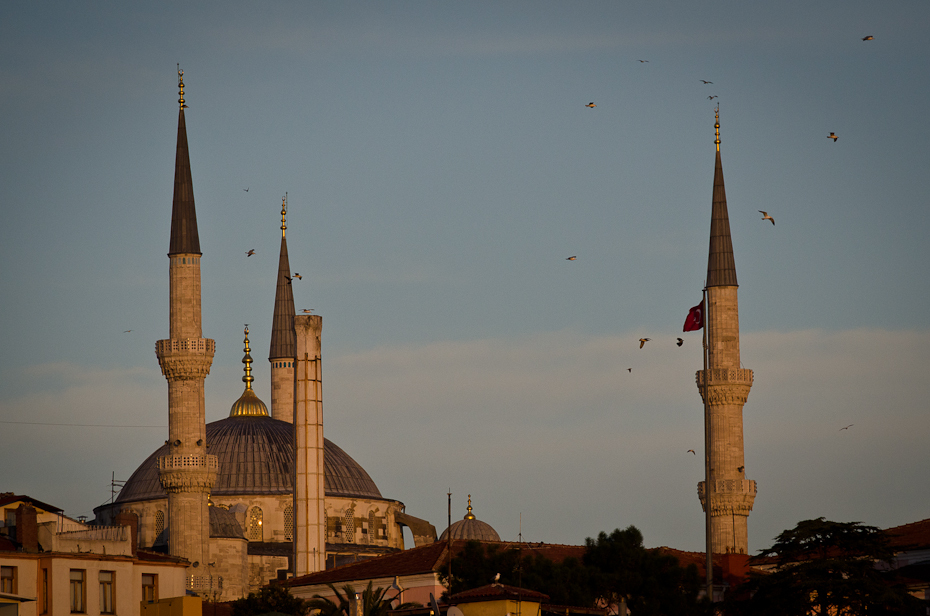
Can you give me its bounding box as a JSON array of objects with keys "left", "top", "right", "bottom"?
[
  {"left": 840, "top": 424, "right": 854, "bottom": 431},
  {"left": 758, "top": 210, "right": 775, "bottom": 225},
  {"left": 828, "top": 132, "right": 838, "bottom": 142},
  {"left": 585, "top": 102, "right": 596, "bottom": 108},
  {"left": 243, "top": 187, "right": 249, "bottom": 192},
  {"left": 737, "top": 466, "right": 745, "bottom": 473},
  {"left": 708, "top": 95, "right": 718, "bottom": 100},
  {"left": 638, "top": 60, "right": 649, "bottom": 63},
  {"left": 300, "top": 309, "right": 314, "bottom": 314},
  {"left": 639, "top": 338, "right": 651, "bottom": 349},
  {"left": 862, "top": 35, "right": 874, "bottom": 41},
  {"left": 246, "top": 249, "right": 256, "bottom": 257},
  {"left": 700, "top": 80, "right": 713, "bottom": 84},
  {"left": 687, "top": 449, "right": 696, "bottom": 455},
  {"left": 627, "top": 368, "right": 632, "bottom": 373},
  {"left": 677, "top": 338, "right": 684, "bottom": 347},
  {"left": 123, "top": 330, "right": 132, "bottom": 333},
  {"left": 284, "top": 276, "right": 292, "bottom": 285},
  {"left": 293, "top": 273, "right": 302, "bottom": 280},
  {"left": 566, "top": 256, "right": 577, "bottom": 261}
]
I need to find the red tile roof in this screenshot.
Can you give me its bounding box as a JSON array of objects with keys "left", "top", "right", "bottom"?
[
  {"left": 885, "top": 519, "right": 930, "bottom": 550},
  {"left": 450, "top": 583, "right": 549, "bottom": 603},
  {"left": 0, "top": 494, "right": 62, "bottom": 514}
]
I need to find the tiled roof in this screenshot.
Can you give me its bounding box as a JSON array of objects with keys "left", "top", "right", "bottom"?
[
  {"left": 0, "top": 494, "right": 61, "bottom": 513},
  {"left": 288, "top": 540, "right": 586, "bottom": 588},
  {"left": 450, "top": 583, "right": 549, "bottom": 603},
  {"left": 885, "top": 518, "right": 930, "bottom": 550}
]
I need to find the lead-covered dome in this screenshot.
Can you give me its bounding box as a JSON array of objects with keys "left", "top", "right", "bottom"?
[
  {"left": 440, "top": 495, "right": 500, "bottom": 541},
  {"left": 115, "top": 415, "right": 382, "bottom": 503}
]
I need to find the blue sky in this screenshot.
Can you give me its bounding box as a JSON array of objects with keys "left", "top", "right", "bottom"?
[{"left": 1, "top": 1, "right": 929, "bottom": 553}]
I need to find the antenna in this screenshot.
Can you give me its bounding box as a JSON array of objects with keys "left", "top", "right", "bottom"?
[{"left": 110, "top": 471, "right": 126, "bottom": 504}]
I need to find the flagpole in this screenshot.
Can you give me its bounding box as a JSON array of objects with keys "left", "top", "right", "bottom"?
[{"left": 703, "top": 285, "right": 713, "bottom": 601}]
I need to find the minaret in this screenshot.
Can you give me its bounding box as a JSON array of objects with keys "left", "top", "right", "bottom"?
[
  {"left": 696, "top": 107, "right": 756, "bottom": 555},
  {"left": 269, "top": 196, "right": 297, "bottom": 422},
  {"left": 155, "top": 67, "right": 217, "bottom": 585}
]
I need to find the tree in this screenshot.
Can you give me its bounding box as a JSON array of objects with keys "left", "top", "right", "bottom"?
[
  {"left": 724, "top": 518, "right": 926, "bottom": 616},
  {"left": 306, "top": 582, "right": 420, "bottom": 616},
  {"left": 584, "top": 526, "right": 710, "bottom": 616},
  {"left": 231, "top": 581, "right": 308, "bottom": 616}
]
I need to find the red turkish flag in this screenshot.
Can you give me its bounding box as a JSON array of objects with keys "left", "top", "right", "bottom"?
[{"left": 683, "top": 300, "right": 704, "bottom": 332}]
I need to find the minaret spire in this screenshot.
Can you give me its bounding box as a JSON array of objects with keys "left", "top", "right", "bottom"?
[
  {"left": 155, "top": 67, "right": 217, "bottom": 588},
  {"left": 269, "top": 194, "right": 297, "bottom": 422},
  {"left": 696, "top": 108, "right": 755, "bottom": 555}
]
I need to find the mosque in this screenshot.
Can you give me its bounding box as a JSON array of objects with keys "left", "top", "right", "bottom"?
[
  {"left": 92, "top": 70, "right": 448, "bottom": 602},
  {"left": 91, "top": 70, "right": 756, "bottom": 604}
]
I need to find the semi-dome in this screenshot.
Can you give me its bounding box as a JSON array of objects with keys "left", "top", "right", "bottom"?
[
  {"left": 115, "top": 415, "right": 383, "bottom": 503},
  {"left": 439, "top": 495, "right": 500, "bottom": 542}
]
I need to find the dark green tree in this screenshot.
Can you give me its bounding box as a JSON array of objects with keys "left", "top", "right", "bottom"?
[
  {"left": 583, "top": 526, "right": 710, "bottom": 616},
  {"left": 306, "top": 582, "right": 419, "bottom": 616},
  {"left": 231, "top": 581, "right": 308, "bottom": 616},
  {"left": 724, "top": 518, "right": 925, "bottom": 616}
]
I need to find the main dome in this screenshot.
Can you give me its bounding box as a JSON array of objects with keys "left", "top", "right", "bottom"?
[{"left": 115, "top": 414, "right": 382, "bottom": 503}]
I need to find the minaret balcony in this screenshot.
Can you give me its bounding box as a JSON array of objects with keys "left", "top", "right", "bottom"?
[
  {"left": 697, "top": 479, "right": 758, "bottom": 516},
  {"left": 156, "top": 338, "right": 216, "bottom": 380},
  {"left": 696, "top": 368, "right": 753, "bottom": 405}
]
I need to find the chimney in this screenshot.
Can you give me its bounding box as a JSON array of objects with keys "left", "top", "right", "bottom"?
[
  {"left": 15, "top": 504, "right": 39, "bottom": 553},
  {"left": 114, "top": 510, "right": 139, "bottom": 557},
  {"left": 722, "top": 552, "right": 750, "bottom": 588}
]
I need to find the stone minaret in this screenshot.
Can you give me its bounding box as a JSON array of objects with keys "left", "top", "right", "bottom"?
[
  {"left": 155, "top": 68, "right": 217, "bottom": 584},
  {"left": 294, "top": 314, "right": 326, "bottom": 575},
  {"left": 696, "top": 108, "right": 756, "bottom": 555},
  {"left": 269, "top": 196, "right": 297, "bottom": 422}
]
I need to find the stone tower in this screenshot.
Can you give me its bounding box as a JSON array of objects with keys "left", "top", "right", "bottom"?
[
  {"left": 155, "top": 68, "right": 217, "bottom": 586},
  {"left": 696, "top": 109, "right": 756, "bottom": 555},
  {"left": 294, "top": 314, "right": 326, "bottom": 575},
  {"left": 269, "top": 196, "right": 297, "bottom": 423}
]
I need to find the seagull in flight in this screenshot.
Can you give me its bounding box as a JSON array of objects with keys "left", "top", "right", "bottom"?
[
  {"left": 284, "top": 276, "right": 292, "bottom": 284},
  {"left": 700, "top": 80, "right": 713, "bottom": 84},
  {"left": 639, "top": 338, "right": 651, "bottom": 349},
  {"left": 293, "top": 273, "right": 302, "bottom": 280},
  {"left": 828, "top": 132, "right": 838, "bottom": 142},
  {"left": 246, "top": 249, "right": 256, "bottom": 257},
  {"left": 708, "top": 95, "right": 718, "bottom": 100},
  {"left": 677, "top": 338, "right": 684, "bottom": 347},
  {"left": 243, "top": 187, "right": 249, "bottom": 192},
  {"left": 585, "top": 102, "right": 596, "bottom": 108},
  {"left": 300, "top": 309, "right": 314, "bottom": 314},
  {"left": 862, "top": 35, "right": 874, "bottom": 41},
  {"left": 840, "top": 424, "right": 854, "bottom": 431},
  {"left": 759, "top": 210, "right": 775, "bottom": 225},
  {"left": 123, "top": 330, "right": 132, "bottom": 333},
  {"left": 638, "top": 60, "right": 649, "bottom": 63},
  {"left": 627, "top": 368, "right": 632, "bottom": 373},
  {"left": 737, "top": 466, "right": 744, "bottom": 472},
  {"left": 687, "top": 449, "right": 696, "bottom": 455},
  {"left": 566, "top": 255, "right": 577, "bottom": 261}
]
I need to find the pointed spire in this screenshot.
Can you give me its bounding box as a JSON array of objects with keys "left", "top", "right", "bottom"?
[
  {"left": 464, "top": 495, "right": 476, "bottom": 520},
  {"left": 168, "top": 66, "right": 201, "bottom": 256},
  {"left": 230, "top": 325, "right": 269, "bottom": 418},
  {"left": 242, "top": 325, "right": 254, "bottom": 390},
  {"left": 707, "top": 106, "right": 738, "bottom": 287},
  {"left": 269, "top": 195, "right": 297, "bottom": 360}
]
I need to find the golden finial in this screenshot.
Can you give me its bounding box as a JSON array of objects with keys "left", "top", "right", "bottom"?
[
  {"left": 177, "top": 64, "right": 187, "bottom": 110},
  {"left": 281, "top": 193, "right": 287, "bottom": 238},
  {"left": 714, "top": 104, "right": 720, "bottom": 152},
  {"left": 242, "top": 325, "right": 254, "bottom": 389},
  {"left": 464, "top": 494, "right": 476, "bottom": 520}
]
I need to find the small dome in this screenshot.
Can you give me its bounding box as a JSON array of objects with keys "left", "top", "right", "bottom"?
[
  {"left": 229, "top": 387, "right": 268, "bottom": 417},
  {"left": 439, "top": 495, "right": 500, "bottom": 542}
]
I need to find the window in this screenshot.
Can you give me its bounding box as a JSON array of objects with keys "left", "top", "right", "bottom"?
[
  {"left": 99, "top": 571, "right": 114, "bottom": 614},
  {"left": 284, "top": 505, "right": 294, "bottom": 541},
  {"left": 248, "top": 507, "right": 263, "bottom": 541},
  {"left": 70, "top": 569, "right": 86, "bottom": 613},
  {"left": 1, "top": 565, "right": 15, "bottom": 593},
  {"left": 142, "top": 574, "right": 157, "bottom": 603},
  {"left": 42, "top": 568, "right": 48, "bottom": 614},
  {"left": 344, "top": 510, "right": 355, "bottom": 544},
  {"left": 154, "top": 510, "right": 165, "bottom": 544}
]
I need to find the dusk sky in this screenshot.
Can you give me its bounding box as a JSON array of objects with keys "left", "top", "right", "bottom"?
[{"left": 2, "top": 1, "right": 928, "bottom": 554}]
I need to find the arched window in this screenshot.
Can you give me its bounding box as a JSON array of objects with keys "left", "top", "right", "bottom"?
[
  {"left": 284, "top": 506, "right": 294, "bottom": 541},
  {"left": 344, "top": 510, "right": 355, "bottom": 544},
  {"left": 368, "top": 511, "right": 375, "bottom": 544},
  {"left": 248, "top": 507, "right": 263, "bottom": 541}
]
